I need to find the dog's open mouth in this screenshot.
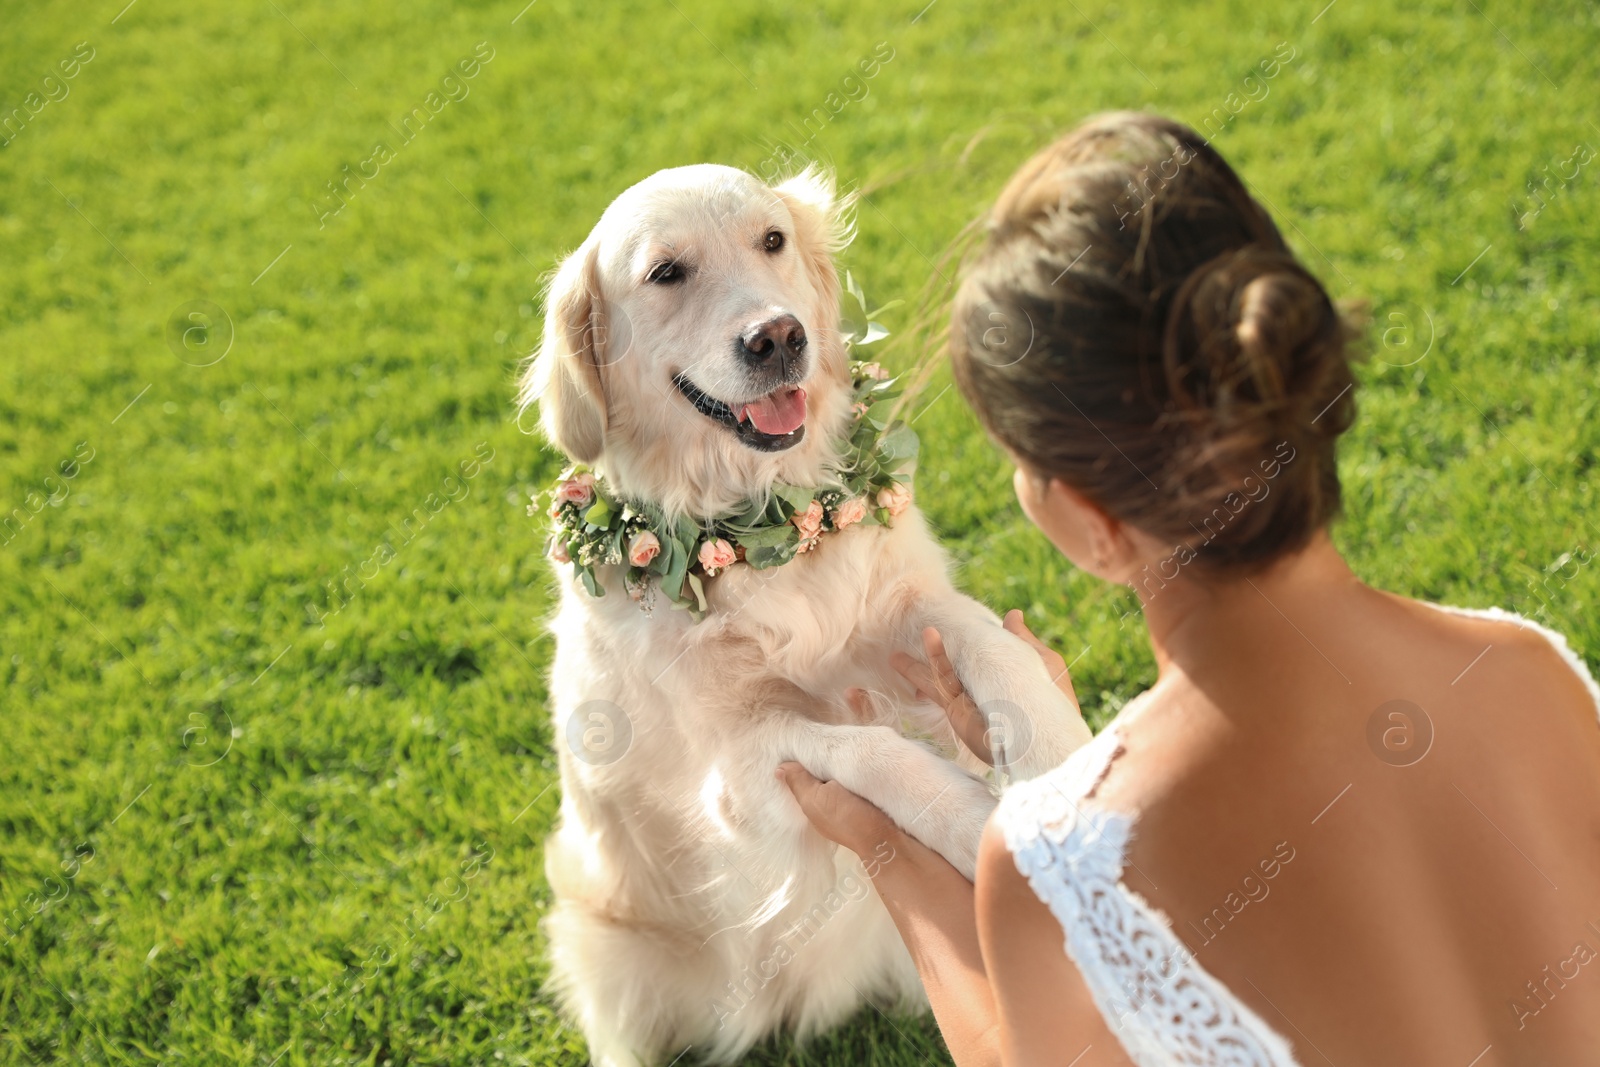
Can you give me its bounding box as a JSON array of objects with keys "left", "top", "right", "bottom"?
[{"left": 673, "top": 374, "right": 807, "bottom": 452}]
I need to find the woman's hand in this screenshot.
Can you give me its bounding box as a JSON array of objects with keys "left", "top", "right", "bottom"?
[
  {"left": 778, "top": 690, "right": 1003, "bottom": 1067},
  {"left": 776, "top": 761, "right": 903, "bottom": 861},
  {"left": 891, "top": 608, "right": 1081, "bottom": 766}
]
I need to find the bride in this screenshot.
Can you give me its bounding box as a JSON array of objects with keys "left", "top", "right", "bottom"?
[{"left": 780, "top": 112, "right": 1600, "bottom": 1066}]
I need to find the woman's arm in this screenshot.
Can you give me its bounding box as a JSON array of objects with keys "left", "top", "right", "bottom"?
[
  {"left": 777, "top": 764, "right": 1002, "bottom": 1067},
  {"left": 975, "top": 818, "right": 1127, "bottom": 1067},
  {"left": 779, "top": 766, "right": 1124, "bottom": 1067},
  {"left": 781, "top": 614, "right": 1115, "bottom": 1065}
]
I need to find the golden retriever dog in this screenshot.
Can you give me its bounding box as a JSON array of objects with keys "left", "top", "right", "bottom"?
[{"left": 521, "top": 164, "right": 1090, "bottom": 1067}]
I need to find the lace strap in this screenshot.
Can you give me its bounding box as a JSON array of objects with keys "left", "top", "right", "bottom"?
[{"left": 995, "top": 724, "right": 1302, "bottom": 1067}]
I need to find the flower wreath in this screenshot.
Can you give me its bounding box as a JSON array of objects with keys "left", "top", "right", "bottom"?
[{"left": 533, "top": 277, "right": 914, "bottom": 616}]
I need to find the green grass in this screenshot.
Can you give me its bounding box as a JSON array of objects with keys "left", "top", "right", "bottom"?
[{"left": 2, "top": 0, "right": 1597, "bottom": 1063}]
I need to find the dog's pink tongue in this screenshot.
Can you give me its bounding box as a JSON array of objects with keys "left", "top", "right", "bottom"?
[{"left": 739, "top": 387, "right": 807, "bottom": 435}]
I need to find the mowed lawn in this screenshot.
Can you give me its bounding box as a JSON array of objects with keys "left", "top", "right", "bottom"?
[{"left": 1, "top": 0, "right": 1597, "bottom": 1063}]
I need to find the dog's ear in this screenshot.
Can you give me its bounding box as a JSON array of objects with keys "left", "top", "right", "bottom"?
[
  {"left": 773, "top": 169, "right": 853, "bottom": 371},
  {"left": 519, "top": 238, "right": 608, "bottom": 462}
]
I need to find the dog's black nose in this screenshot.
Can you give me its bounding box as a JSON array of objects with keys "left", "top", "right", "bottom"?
[{"left": 739, "top": 314, "right": 807, "bottom": 364}]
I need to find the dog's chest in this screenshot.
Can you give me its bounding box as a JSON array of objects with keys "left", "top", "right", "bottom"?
[{"left": 702, "top": 548, "right": 896, "bottom": 685}]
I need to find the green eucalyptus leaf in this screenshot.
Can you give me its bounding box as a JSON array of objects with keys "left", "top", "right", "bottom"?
[
  {"left": 648, "top": 537, "right": 673, "bottom": 576},
  {"left": 746, "top": 542, "right": 796, "bottom": 569},
  {"left": 730, "top": 499, "right": 767, "bottom": 526},
  {"left": 737, "top": 523, "right": 800, "bottom": 549},
  {"left": 661, "top": 537, "right": 690, "bottom": 601},
  {"left": 879, "top": 423, "right": 920, "bottom": 465},
  {"left": 857, "top": 321, "right": 890, "bottom": 346},
  {"left": 840, "top": 311, "right": 867, "bottom": 345},
  {"left": 685, "top": 572, "right": 708, "bottom": 613},
  {"left": 844, "top": 270, "right": 866, "bottom": 309},
  {"left": 772, "top": 485, "right": 815, "bottom": 512}
]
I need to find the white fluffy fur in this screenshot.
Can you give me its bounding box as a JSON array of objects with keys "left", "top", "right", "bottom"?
[{"left": 522, "top": 164, "right": 1092, "bottom": 1067}]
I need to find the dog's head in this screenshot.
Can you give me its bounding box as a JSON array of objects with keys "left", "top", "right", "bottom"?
[{"left": 519, "top": 165, "right": 852, "bottom": 516}]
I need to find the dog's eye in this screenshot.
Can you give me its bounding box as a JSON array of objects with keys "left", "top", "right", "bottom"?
[
  {"left": 646, "top": 260, "right": 685, "bottom": 285},
  {"left": 763, "top": 230, "right": 785, "bottom": 253}
]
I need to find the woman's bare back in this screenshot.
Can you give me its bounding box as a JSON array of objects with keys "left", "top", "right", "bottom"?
[{"left": 1096, "top": 582, "right": 1600, "bottom": 1065}]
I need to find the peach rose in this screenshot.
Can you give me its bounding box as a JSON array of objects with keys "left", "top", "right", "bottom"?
[
  {"left": 549, "top": 539, "right": 571, "bottom": 564},
  {"left": 876, "top": 482, "right": 912, "bottom": 517},
  {"left": 554, "top": 472, "right": 596, "bottom": 509},
  {"left": 627, "top": 530, "right": 661, "bottom": 567},
  {"left": 831, "top": 496, "right": 869, "bottom": 531},
  {"left": 698, "top": 537, "right": 737, "bottom": 575},
  {"left": 791, "top": 499, "right": 824, "bottom": 541}
]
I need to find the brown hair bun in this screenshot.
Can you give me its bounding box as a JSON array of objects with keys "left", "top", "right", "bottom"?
[{"left": 951, "top": 112, "right": 1360, "bottom": 573}]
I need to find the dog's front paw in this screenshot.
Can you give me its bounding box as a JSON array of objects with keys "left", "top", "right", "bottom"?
[
  {"left": 895, "top": 770, "right": 994, "bottom": 880},
  {"left": 803, "top": 724, "right": 996, "bottom": 881}
]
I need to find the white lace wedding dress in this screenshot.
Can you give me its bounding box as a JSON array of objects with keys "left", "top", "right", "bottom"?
[{"left": 993, "top": 605, "right": 1600, "bottom": 1066}]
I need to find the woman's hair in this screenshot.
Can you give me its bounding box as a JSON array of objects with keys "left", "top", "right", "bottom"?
[{"left": 950, "top": 111, "right": 1359, "bottom": 573}]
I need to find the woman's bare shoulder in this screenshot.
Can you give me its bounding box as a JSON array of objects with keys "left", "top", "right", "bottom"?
[
  {"left": 1076, "top": 680, "right": 1235, "bottom": 819},
  {"left": 1393, "top": 596, "right": 1599, "bottom": 726}
]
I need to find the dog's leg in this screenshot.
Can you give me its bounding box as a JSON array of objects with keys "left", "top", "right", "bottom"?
[
  {"left": 906, "top": 593, "right": 1094, "bottom": 780},
  {"left": 775, "top": 718, "right": 995, "bottom": 880}
]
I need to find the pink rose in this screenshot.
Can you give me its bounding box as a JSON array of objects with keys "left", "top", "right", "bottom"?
[
  {"left": 831, "top": 496, "right": 868, "bottom": 531},
  {"left": 876, "top": 483, "right": 912, "bottom": 517},
  {"left": 698, "top": 537, "right": 737, "bottom": 576},
  {"left": 791, "top": 499, "right": 824, "bottom": 541},
  {"left": 627, "top": 530, "right": 661, "bottom": 567},
  {"left": 858, "top": 362, "right": 888, "bottom": 380},
  {"left": 851, "top": 402, "right": 869, "bottom": 418},
  {"left": 554, "top": 472, "right": 596, "bottom": 509},
  {"left": 549, "top": 539, "right": 571, "bottom": 564}
]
